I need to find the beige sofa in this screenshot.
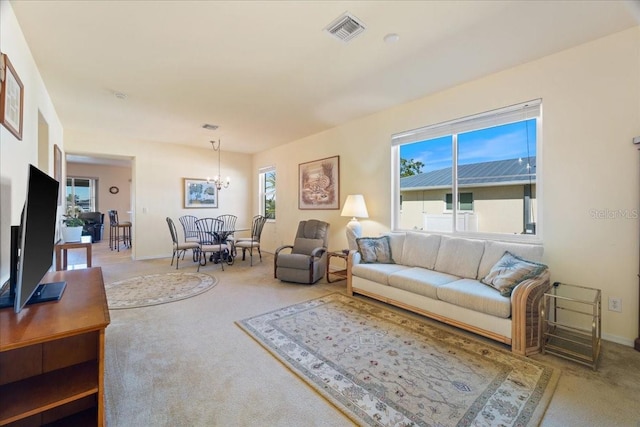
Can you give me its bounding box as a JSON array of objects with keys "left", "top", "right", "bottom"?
[{"left": 347, "top": 232, "right": 550, "bottom": 355}]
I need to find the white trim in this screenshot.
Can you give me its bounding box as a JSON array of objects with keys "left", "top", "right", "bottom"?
[{"left": 391, "top": 99, "right": 541, "bottom": 146}]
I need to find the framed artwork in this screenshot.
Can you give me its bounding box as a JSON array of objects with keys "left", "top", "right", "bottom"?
[
  {"left": 299, "top": 155, "right": 340, "bottom": 210},
  {"left": 54, "top": 144, "right": 63, "bottom": 205},
  {"left": 184, "top": 178, "right": 218, "bottom": 208},
  {"left": 0, "top": 54, "right": 24, "bottom": 140}
]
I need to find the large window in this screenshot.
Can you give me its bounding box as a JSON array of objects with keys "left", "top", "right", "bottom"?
[
  {"left": 259, "top": 167, "right": 276, "bottom": 220},
  {"left": 393, "top": 100, "right": 541, "bottom": 239},
  {"left": 66, "top": 177, "right": 97, "bottom": 213}
]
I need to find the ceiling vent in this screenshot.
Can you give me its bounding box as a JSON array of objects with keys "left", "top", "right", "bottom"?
[{"left": 324, "top": 12, "right": 366, "bottom": 43}]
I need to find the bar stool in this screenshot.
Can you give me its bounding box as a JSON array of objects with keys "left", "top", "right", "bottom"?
[{"left": 108, "top": 210, "right": 131, "bottom": 251}]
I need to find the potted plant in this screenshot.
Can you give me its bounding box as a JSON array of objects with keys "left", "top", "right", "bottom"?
[{"left": 62, "top": 208, "right": 85, "bottom": 242}]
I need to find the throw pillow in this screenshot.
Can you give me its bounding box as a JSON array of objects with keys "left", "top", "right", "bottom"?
[
  {"left": 356, "top": 236, "right": 395, "bottom": 264},
  {"left": 481, "top": 251, "right": 547, "bottom": 297}
]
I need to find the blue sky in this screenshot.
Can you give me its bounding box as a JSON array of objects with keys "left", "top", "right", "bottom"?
[{"left": 400, "top": 119, "right": 536, "bottom": 174}]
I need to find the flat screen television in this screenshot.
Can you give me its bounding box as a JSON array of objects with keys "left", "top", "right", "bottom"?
[{"left": 0, "top": 164, "right": 65, "bottom": 313}]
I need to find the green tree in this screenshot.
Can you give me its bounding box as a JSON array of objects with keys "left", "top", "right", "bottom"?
[
  {"left": 264, "top": 171, "right": 276, "bottom": 219},
  {"left": 400, "top": 158, "right": 424, "bottom": 177}
]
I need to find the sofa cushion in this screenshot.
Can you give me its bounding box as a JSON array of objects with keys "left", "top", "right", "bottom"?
[
  {"left": 434, "top": 236, "right": 485, "bottom": 279},
  {"left": 388, "top": 267, "right": 459, "bottom": 299},
  {"left": 351, "top": 263, "right": 409, "bottom": 286},
  {"left": 437, "top": 279, "right": 512, "bottom": 319},
  {"left": 385, "top": 232, "right": 406, "bottom": 265},
  {"left": 356, "top": 236, "right": 395, "bottom": 264},
  {"left": 481, "top": 251, "right": 548, "bottom": 297},
  {"left": 401, "top": 232, "right": 442, "bottom": 270},
  {"left": 292, "top": 238, "right": 324, "bottom": 255},
  {"left": 478, "top": 241, "right": 544, "bottom": 279}
]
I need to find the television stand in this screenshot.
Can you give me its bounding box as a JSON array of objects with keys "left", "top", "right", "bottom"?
[
  {"left": 0, "top": 281, "right": 67, "bottom": 310},
  {"left": 0, "top": 268, "right": 110, "bottom": 426}
]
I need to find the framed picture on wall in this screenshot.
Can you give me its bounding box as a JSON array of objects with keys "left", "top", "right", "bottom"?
[
  {"left": 298, "top": 155, "right": 340, "bottom": 210},
  {"left": 54, "top": 144, "right": 63, "bottom": 205},
  {"left": 0, "top": 54, "right": 24, "bottom": 140},
  {"left": 183, "top": 178, "right": 218, "bottom": 208}
]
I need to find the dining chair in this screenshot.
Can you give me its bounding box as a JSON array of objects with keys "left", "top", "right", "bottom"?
[
  {"left": 179, "top": 215, "right": 199, "bottom": 243},
  {"left": 195, "top": 217, "right": 231, "bottom": 271},
  {"left": 108, "top": 210, "right": 132, "bottom": 252},
  {"left": 166, "top": 217, "right": 200, "bottom": 269},
  {"left": 234, "top": 215, "right": 267, "bottom": 266},
  {"left": 216, "top": 214, "right": 238, "bottom": 253}
]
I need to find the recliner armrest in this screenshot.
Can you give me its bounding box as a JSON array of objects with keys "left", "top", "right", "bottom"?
[
  {"left": 274, "top": 244, "right": 294, "bottom": 256},
  {"left": 310, "top": 247, "right": 327, "bottom": 258}
]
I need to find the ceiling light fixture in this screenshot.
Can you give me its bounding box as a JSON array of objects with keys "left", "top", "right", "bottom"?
[
  {"left": 114, "top": 92, "right": 127, "bottom": 99},
  {"left": 208, "top": 139, "right": 230, "bottom": 191},
  {"left": 202, "top": 124, "right": 219, "bottom": 131}
]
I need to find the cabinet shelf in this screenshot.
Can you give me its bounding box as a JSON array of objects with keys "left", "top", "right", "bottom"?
[{"left": 0, "top": 361, "right": 98, "bottom": 425}]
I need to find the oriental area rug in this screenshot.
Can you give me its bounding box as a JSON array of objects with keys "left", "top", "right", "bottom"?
[
  {"left": 105, "top": 272, "right": 217, "bottom": 309},
  {"left": 237, "top": 293, "right": 560, "bottom": 427}
]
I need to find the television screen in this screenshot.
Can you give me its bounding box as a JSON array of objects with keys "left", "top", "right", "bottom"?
[{"left": 13, "top": 164, "right": 64, "bottom": 312}]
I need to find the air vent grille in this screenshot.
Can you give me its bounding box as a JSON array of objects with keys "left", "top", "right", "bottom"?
[{"left": 325, "top": 13, "right": 366, "bottom": 42}]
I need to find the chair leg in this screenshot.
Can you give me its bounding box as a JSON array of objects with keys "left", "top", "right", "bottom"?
[{"left": 171, "top": 249, "right": 177, "bottom": 268}]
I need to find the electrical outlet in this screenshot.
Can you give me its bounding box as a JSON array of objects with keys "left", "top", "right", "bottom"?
[{"left": 608, "top": 297, "right": 622, "bottom": 312}]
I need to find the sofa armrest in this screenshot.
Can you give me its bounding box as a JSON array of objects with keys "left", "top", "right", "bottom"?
[
  {"left": 511, "top": 269, "right": 551, "bottom": 355},
  {"left": 346, "top": 250, "right": 360, "bottom": 295}
]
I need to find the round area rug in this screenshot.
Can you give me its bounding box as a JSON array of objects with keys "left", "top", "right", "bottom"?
[{"left": 105, "top": 272, "right": 217, "bottom": 309}]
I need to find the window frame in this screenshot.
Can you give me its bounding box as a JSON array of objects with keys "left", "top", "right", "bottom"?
[
  {"left": 445, "top": 192, "right": 473, "bottom": 213},
  {"left": 391, "top": 100, "right": 542, "bottom": 243}
]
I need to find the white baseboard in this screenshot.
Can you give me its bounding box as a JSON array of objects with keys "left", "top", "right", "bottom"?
[{"left": 602, "top": 333, "right": 635, "bottom": 347}]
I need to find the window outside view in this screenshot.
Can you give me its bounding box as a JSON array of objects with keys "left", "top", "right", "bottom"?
[
  {"left": 66, "top": 177, "right": 96, "bottom": 213},
  {"left": 262, "top": 169, "right": 276, "bottom": 220},
  {"left": 399, "top": 117, "right": 537, "bottom": 236}
]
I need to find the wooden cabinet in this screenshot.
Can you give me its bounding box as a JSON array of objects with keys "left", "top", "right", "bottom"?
[{"left": 0, "top": 268, "right": 110, "bottom": 426}]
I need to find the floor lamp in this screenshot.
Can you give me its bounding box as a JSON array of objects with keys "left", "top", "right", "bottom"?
[{"left": 341, "top": 194, "right": 369, "bottom": 251}]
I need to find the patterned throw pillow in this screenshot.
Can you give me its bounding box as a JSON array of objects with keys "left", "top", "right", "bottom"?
[
  {"left": 356, "top": 236, "right": 395, "bottom": 264},
  {"left": 481, "top": 251, "right": 547, "bottom": 297}
]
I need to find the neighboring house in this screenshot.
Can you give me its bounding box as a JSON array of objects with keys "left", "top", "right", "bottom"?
[{"left": 400, "top": 157, "right": 536, "bottom": 235}]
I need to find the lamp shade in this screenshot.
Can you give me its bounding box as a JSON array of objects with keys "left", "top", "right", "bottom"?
[{"left": 341, "top": 195, "right": 369, "bottom": 218}]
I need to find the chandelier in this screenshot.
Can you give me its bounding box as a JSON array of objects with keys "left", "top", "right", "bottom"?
[{"left": 209, "top": 139, "right": 230, "bottom": 190}]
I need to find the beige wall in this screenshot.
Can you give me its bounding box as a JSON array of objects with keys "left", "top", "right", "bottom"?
[
  {"left": 66, "top": 163, "right": 132, "bottom": 219},
  {"left": 400, "top": 185, "right": 536, "bottom": 234},
  {"left": 253, "top": 27, "right": 640, "bottom": 345},
  {"left": 63, "top": 130, "right": 253, "bottom": 260},
  {"left": 0, "top": 0, "right": 64, "bottom": 284}
]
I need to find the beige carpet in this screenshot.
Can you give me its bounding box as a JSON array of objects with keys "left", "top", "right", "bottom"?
[
  {"left": 238, "top": 293, "right": 559, "bottom": 426},
  {"left": 94, "top": 251, "right": 640, "bottom": 427},
  {"left": 105, "top": 272, "right": 217, "bottom": 309}
]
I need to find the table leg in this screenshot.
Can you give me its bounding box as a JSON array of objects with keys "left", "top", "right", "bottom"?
[{"left": 55, "top": 246, "right": 63, "bottom": 271}]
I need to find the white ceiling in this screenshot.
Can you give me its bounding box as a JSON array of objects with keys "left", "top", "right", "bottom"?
[{"left": 10, "top": 0, "right": 640, "bottom": 156}]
